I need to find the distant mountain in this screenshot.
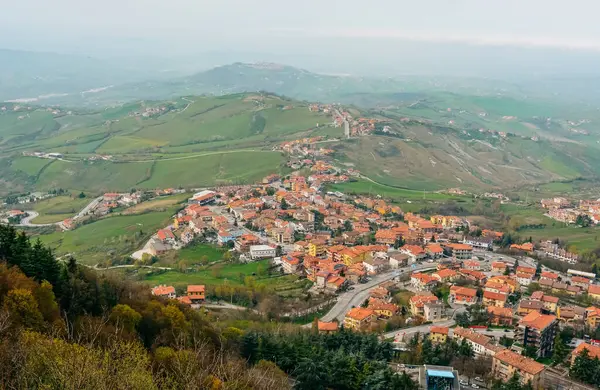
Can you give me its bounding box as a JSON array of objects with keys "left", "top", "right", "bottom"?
[{"left": 26, "top": 62, "right": 417, "bottom": 106}]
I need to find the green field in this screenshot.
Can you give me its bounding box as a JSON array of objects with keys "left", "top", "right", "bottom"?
[
  {"left": 144, "top": 260, "right": 272, "bottom": 288},
  {"left": 177, "top": 244, "right": 227, "bottom": 265},
  {"left": 30, "top": 195, "right": 91, "bottom": 223},
  {"left": 39, "top": 207, "right": 177, "bottom": 265},
  {"left": 10, "top": 157, "right": 52, "bottom": 177},
  {"left": 328, "top": 179, "right": 465, "bottom": 201},
  {"left": 138, "top": 151, "right": 285, "bottom": 188}
]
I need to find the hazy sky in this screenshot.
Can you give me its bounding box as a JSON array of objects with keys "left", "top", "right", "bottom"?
[{"left": 2, "top": 0, "right": 600, "bottom": 53}]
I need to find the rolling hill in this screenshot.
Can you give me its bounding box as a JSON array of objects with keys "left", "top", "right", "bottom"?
[{"left": 1, "top": 89, "right": 600, "bottom": 197}]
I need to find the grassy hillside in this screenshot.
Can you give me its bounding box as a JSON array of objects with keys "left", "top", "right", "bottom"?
[
  {"left": 40, "top": 207, "right": 177, "bottom": 265},
  {"left": 2, "top": 90, "right": 600, "bottom": 196}
]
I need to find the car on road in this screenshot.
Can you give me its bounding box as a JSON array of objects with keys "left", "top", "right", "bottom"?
[
  {"left": 474, "top": 377, "right": 482, "bottom": 382},
  {"left": 471, "top": 384, "right": 479, "bottom": 389},
  {"left": 459, "top": 380, "right": 468, "bottom": 386}
]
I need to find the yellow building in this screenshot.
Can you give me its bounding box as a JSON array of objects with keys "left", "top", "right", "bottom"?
[
  {"left": 586, "top": 306, "right": 600, "bottom": 328},
  {"left": 307, "top": 240, "right": 326, "bottom": 257},
  {"left": 429, "top": 326, "right": 449, "bottom": 343},
  {"left": 492, "top": 350, "right": 545, "bottom": 389},
  {"left": 589, "top": 285, "right": 600, "bottom": 301},
  {"left": 341, "top": 248, "right": 365, "bottom": 266},
  {"left": 344, "top": 308, "right": 376, "bottom": 331}
]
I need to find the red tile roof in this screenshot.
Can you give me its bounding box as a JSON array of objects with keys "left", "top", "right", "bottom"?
[
  {"left": 519, "top": 311, "right": 557, "bottom": 330},
  {"left": 494, "top": 350, "right": 545, "bottom": 375}
]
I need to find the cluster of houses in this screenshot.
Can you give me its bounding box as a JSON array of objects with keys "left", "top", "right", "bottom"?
[
  {"left": 542, "top": 196, "right": 600, "bottom": 225},
  {"left": 151, "top": 284, "right": 206, "bottom": 307},
  {"left": 404, "top": 263, "right": 600, "bottom": 387}
]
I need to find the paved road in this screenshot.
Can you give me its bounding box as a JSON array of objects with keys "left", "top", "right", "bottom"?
[
  {"left": 319, "top": 264, "right": 438, "bottom": 323},
  {"left": 16, "top": 196, "right": 103, "bottom": 228},
  {"left": 383, "top": 319, "right": 457, "bottom": 341},
  {"left": 16, "top": 211, "right": 57, "bottom": 227},
  {"left": 73, "top": 196, "right": 103, "bottom": 220}
]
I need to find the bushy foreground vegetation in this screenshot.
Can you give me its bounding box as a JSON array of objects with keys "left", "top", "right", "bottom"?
[{"left": 0, "top": 224, "right": 417, "bottom": 389}]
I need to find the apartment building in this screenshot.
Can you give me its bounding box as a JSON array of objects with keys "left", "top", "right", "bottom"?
[
  {"left": 492, "top": 350, "right": 545, "bottom": 388},
  {"left": 515, "top": 311, "right": 558, "bottom": 358}
]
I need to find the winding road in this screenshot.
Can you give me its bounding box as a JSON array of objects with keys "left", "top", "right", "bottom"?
[{"left": 16, "top": 196, "right": 103, "bottom": 228}]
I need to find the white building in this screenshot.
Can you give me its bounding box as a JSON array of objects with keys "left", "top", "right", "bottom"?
[{"left": 249, "top": 245, "right": 276, "bottom": 260}]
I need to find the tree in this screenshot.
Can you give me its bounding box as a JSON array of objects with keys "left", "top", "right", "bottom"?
[
  {"left": 570, "top": 348, "right": 600, "bottom": 385},
  {"left": 3, "top": 289, "right": 43, "bottom": 330},
  {"left": 110, "top": 304, "right": 142, "bottom": 333},
  {"left": 275, "top": 245, "right": 283, "bottom": 257},
  {"left": 344, "top": 220, "right": 353, "bottom": 231},
  {"left": 458, "top": 339, "right": 474, "bottom": 358},
  {"left": 523, "top": 345, "right": 537, "bottom": 358},
  {"left": 211, "top": 264, "right": 223, "bottom": 278},
  {"left": 33, "top": 281, "right": 60, "bottom": 324},
  {"left": 552, "top": 334, "right": 568, "bottom": 365},
  {"left": 266, "top": 187, "right": 276, "bottom": 196},
  {"left": 280, "top": 198, "right": 289, "bottom": 210},
  {"left": 535, "top": 262, "right": 542, "bottom": 277},
  {"left": 78, "top": 192, "right": 86, "bottom": 198},
  {"left": 294, "top": 358, "right": 327, "bottom": 390}
]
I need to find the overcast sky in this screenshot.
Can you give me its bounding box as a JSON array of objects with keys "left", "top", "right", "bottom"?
[{"left": 2, "top": 0, "right": 600, "bottom": 53}]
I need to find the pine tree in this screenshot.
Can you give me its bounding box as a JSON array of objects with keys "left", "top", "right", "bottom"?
[{"left": 552, "top": 334, "right": 567, "bottom": 365}]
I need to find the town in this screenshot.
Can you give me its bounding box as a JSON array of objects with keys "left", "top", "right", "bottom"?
[{"left": 130, "top": 173, "right": 600, "bottom": 389}]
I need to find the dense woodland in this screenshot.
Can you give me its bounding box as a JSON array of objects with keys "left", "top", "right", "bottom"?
[{"left": 0, "top": 224, "right": 417, "bottom": 389}]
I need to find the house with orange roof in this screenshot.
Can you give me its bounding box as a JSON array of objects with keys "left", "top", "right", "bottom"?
[
  {"left": 483, "top": 290, "right": 507, "bottom": 307},
  {"left": 510, "top": 242, "right": 534, "bottom": 253},
  {"left": 409, "top": 293, "right": 440, "bottom": 316},
  {"left": 341, "top": 247, "right": 366, "bottom": 266},
  {"left": 443, "top": 243, "right": 473, "bottom": 260},
  {"left": 411, "top": 272, "right": 438, "bottom": 291},
  {"left": 484, "top": 280, "right": 511, "bottom": 295},
  {"left": 488, "top": 306, "right": 513, "bottom": 326},
  {"left": 425, "top": 243, "right": 444, "bottom": 259},
  {"left": 187, "top": 285, "right": 205, "bottom": 303},
  {"left": 234, "top": 233, "right": 261, "bottom": 252},
  {"left": 449, "top": 286, "right": 478, "bottom": 305},
  {"left": 588, "top": 284, "right": 600, "bottom": 301},
  {"left": 488, "top": 275, "right": 517, "bottom": 293},
  {"left": 429, "top": 326, "right": 449, "bottom": 343},
  {"left": 151, "top": 285, "right": 176, "bottom": 299},
  {"left": 325, "top": 275, "right": 347, "bottom": 293},
  {"left": 491, "top": 261, "right": 508, "bottom": 273},
  {"left": 401, "top": 245, "right": 427, "bottom": 262},
  {"left": 492, "top": 349, "right": 545, "bottom": 388},
  {"left": 369, "top": 286, "right": 391, "bottom": 301},
  {"left": 530, "top": 291, "right": 559, "bottom": 313},
  {"left": 317, "top": 321, "right": 338, "bottom": 334},
  {"left": 343, "top": 308, "right": 376, "bottom": 330},
  {"left": 173, "top": 215, "right": 192, "bottom": 229},
  {"left": 157, "top": 229, "right": 176, "bottom": 243},
  {"left": 346, "top": 263, "right": 367, "bottom": 284},
  {"left": 585, "top": 306, "right": 600, "bottom": 328},
  {"left": 452, "top": 326, "right": 500, "bottom": 356},
  {"left": 571, "top": 343, "right": 600, "bottom": 366},
  {"left": 432, "top": 268, "right": 458, "bottom": 283},
  {"left": 282, "top": 255, "right": 303, "bottom": 274},
  {"left": 516, "top": 311, "right": 558, "bottom": 358},
  {"left": 539, "top": 271, "right": 559, "bottom": 283},
  {"left": 459, "top": 269, "right": 488, "bottom": 284},
  {"left": 375, "top": 229, "right": 397, "bottom": 245},
  {"left": 462, "top": 260, "right": 481, "bottom": 271},
  {"left": 368, "top": 298, "right": 399, "bottom": 318},
  {"left": 307, "top": 239, "right": 327, "bottom": 257},
  {"left": 482, "top": 229, "right": 504, "bottom": 239},
  {"left": 516, "top": 270, "right": 535, "bottom": 287},
  {"left": 571, "top": 276, "right": 592, "bottom": 290}
]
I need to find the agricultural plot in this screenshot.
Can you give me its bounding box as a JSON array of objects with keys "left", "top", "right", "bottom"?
[{"left": 39, "top": 207, "right": 177, "bottom": 265}]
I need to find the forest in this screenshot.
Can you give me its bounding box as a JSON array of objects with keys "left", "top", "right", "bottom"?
[{"left": 0, "top": 224, "right": 418, "bottom": 389}]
